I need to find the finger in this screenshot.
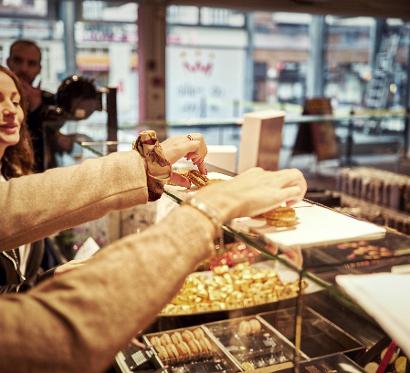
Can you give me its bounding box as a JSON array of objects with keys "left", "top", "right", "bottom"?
[
  {"left": 190, "top": 154, "right": 202, "bottom": 163},
  {"left": 169, "top": 172, "right": 191, "bottom": 188},
  {"left": 196, "top": 161, "right": 207, "bottom": 174},
  {"left": 276, "top": 185, "right": 303, "bottom": 203},
  {"left": 130, "top": 338, "right": 146, "bottom": 349}
]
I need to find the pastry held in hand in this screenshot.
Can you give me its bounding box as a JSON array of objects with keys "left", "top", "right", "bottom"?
[
  {"left": 170, "top": 169, "right": 226, "bottom": 189},
  {"left": 261, "top": 206, "right": 298, "bottom": 228}
]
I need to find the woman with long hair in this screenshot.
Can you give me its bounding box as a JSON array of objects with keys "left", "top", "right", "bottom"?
[{"left": 0, "top": 65, "right": 40, "bottom": 292}]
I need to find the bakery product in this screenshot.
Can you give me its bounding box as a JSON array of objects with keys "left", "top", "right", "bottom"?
[
  {"left": 150, "top": 336, "right": 161, "bottom": 347},
  {"left": 171, "top": 332, "right": 183, "bottom": 344},
  {"left": 262, "top": 207, "right": 298, "bottom": 227},
  {"left": 182, "top": 329, "right": 195, "bottom": 343},
  {"left": 176, "top": 342, "right": 191, "bottom": 359},
  {"left": 160, "top": 333, "right": 172, "bottom": 345},
  {"left": 165, "top": 344, "right": 179, "bottom": 360},
  {"left": 193, "top": 328, "right": 205, "bottom": 340},
  {"left": 187, "top": 170, "right": 209, "bottom": 188},
  {"left": 156, "top": 345, "right": 169, "bottom": 361},
  {"left": 249, "top": 319, "right": 262, "bottom": 334},
  {"left": 238, "top": 320, "right": 251, "bottom": 335},
  {"left": 187, "top": 339, "right": 202, "bottom": 355}
]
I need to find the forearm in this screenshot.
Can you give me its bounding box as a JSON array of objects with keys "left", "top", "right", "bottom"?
[
  {"left": 0, "top": 206, "right": 215, "bottom": 373},
  {"left": 0, "top": 151, "right": 149, "bottom": 250}
]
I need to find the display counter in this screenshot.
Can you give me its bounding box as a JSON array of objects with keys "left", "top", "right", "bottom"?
[{"left": 76, "top": 141, "right": 409, "bottom": 373}]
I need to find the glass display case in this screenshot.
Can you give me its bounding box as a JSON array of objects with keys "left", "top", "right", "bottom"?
[{"left": 77, "top": 141, "right": 410, "bottom": 373}]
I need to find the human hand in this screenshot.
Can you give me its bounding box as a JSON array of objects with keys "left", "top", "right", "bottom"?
[
  {"left": 20, "top": 80, "right": 42, "bottom": 112},
  {"left": 194, "top": 167, "right": 307, "bottom": 222},
  {"left": 161, "top": 133, "right": 208, "bottom": 187}
]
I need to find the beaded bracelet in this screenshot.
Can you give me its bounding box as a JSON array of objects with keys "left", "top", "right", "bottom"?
[{"left": 183, "top": 197, "right": 223, "bottom": 238}]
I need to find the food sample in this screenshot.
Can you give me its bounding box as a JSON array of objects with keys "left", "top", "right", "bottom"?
[
  {"left": 171, "top": 332, "right": 183, "bottom": 344},
  {"left": 170, "top": 168, "right": 226, "bottom": 189},
  {"left": 186, "top": 169, "right": 209, "bottom": 188},
  {"left": 261, "top": 207, "right": 298, "bottom": 228},
  {"left": 161, "top": 262, "right": 306, "bottom": 315},
  {"left": 337, "top": 241, "right": 393, "bottom": 260}
]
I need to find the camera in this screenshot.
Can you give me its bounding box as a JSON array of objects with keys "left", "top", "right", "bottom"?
[{"left": 43, "top": 75, "right": 103, "bottom": 127}]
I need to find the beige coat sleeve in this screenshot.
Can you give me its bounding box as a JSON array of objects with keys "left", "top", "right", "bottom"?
[
  {"left": 0, "top": 206, "right": 216, "bottom": 373},
  {"left": 0, "top": 151, "right": 149, "bottom": 250}
]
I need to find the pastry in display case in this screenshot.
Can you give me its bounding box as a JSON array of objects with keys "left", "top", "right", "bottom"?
[
  {"left": 143, "top": 326, "right": 240, "bottom": 372},
  {"left": 260, "top": 307, "right": 364, "bottom": 359},
  {"left": 204, "top": 316, "right": 300, "bottom": 372}
]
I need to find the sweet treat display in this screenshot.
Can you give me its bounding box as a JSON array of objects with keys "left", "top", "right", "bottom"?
[
  {"left": 161, "top": 262, "right": 307, "bottom": 315},
  {"left": 337, "top": 167, "right": 410, "bottom": 234},
  {"left": 205, "top": 317, "right": 295, "bottom": 371},
  {"left": 337, "top": 241, "right": 393, "bottom": 260},
  {"left": 261, "top": 207, "right": 298, "bottom": 228},
  {"left": 144, "top": 327, "right": 238, "bottom": 372}
]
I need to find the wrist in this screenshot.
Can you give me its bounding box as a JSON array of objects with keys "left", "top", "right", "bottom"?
[{"left": 183, "top": 197, "right": 223, "bottom": 238}]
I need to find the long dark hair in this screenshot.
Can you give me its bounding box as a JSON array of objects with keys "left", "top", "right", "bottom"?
[{"left": 0, "top": 65, "right": 34, "bottom": 178}]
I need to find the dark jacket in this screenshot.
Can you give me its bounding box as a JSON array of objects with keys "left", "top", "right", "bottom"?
[{"left": 0, "top": 240, "right": 47, "bottom": 293}]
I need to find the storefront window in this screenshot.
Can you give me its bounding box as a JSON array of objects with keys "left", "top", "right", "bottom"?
[
  {"left": 0, "top": 0, "right": 47, "bottom": 17},
  {"left": 325, "top": 16, "right": 374, "bottom": 110},
  {"left": 166, "top": 7, "right": 247, "bottom": 121},
  {"left": 77, "top": 1, "right": 139, "bottom": 130},
  {"left": 253, "top": 12, "right": 311, "bottom": 112}
]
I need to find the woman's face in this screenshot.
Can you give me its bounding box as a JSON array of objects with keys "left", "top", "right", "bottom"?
[{"left": 0, "top": 71, "right": 24, "bottom": 150}]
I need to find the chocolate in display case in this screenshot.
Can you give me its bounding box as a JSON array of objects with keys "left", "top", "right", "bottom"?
[
  {"left": 204, "top": 316, "right": 301, "bottom": 372},
  {"left": 259, "top": 307, "right": 364, "bottom": 359},
  {"left": 160, "top": 261, "right": 316, "bottom": 317},
  {"left": 298, "top": 231, "right": 410, "bottom": 271}
]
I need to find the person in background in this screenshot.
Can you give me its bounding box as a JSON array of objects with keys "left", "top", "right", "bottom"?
[
  {"left": 0, "top": 62, "right": 307, "bottom": 372},
  {"left": 0, "top": 65, "right": 206, "bottom": 293},
  {"left": 6, "top": 39, "right": 72, "bottom": 172},
  {"left": 0, "top": 65, "right": 41, "bottom": 292}
]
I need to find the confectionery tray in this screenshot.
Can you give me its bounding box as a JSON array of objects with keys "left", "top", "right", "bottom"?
[
  {"left": 159, "top": 261, "right": 322, "bottom": 317},
  {"left": 143, "top": 326, "right": 241, "bottom": 372},
  {"left": 204, "top": 315, "right": 304, "bottom": 372},
  {"left": 259, "top": 306, "right": 364, "bottom": 358}
]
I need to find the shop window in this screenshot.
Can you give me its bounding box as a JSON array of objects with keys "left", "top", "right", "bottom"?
[
  {"left": 0, "top": 0, "right": 47, "bottom": 17},
  {"left": 77, "top": 1, "right": 139, "bottom": 130},
  {"left": 166, "top": 6, "right": 247, "bottom": 122},
  {"left": 252, "top": 12, "right": 311, "bottom": 112},
  {"left": 324, "top": 16, "right": 374, "bottom": 109}
]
